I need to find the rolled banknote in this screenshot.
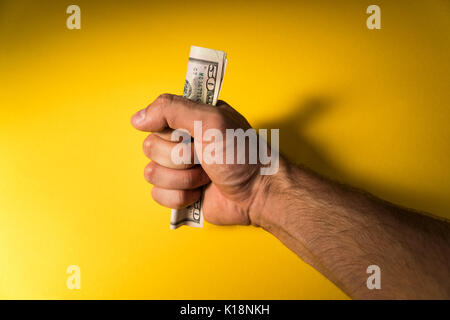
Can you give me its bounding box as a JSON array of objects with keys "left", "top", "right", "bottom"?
[{"left": 170, "top": 46, "right": 227, "bottom": 229}]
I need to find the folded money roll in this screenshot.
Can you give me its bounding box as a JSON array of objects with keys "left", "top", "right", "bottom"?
[{"left": 170, "top": 46, "right": 227, "bottom": 229}]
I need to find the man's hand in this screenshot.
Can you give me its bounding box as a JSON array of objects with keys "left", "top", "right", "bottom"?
[{"left": 131, "top": 94, "right": 271, "bottom": 226}]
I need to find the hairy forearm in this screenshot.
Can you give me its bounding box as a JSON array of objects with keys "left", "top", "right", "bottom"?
[{"left": 253, "top": 159, "right": 450, "bottom": 299}]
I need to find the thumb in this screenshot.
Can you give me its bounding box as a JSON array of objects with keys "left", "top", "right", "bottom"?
[{"left": 131, "top": 94, "right": 218, "bottom": 136}]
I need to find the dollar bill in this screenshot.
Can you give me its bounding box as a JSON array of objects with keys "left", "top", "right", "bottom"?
[{"left": 170, "top": 46, "right": 227, "bottom": 229}]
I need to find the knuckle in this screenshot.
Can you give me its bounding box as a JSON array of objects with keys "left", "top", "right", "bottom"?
[
  {"left": 142, "top": 134, "right": 156, "bottom": 157},
  {"left": 144, "top": 163, "right": 155, "bottom": 183},
  {"left": 151, "top": 187, "right": 159, "bottom": 202},
  {"left": 208, "top": 110, "right": 226, "bottom": 128},
  {"left": 156, "top": 93, "right": 174, "bottom": 106}
]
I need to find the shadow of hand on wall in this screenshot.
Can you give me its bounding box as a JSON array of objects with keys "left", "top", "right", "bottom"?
[
  {"left": 256, "top": 96, "right": 449, "bottom": 218},
  {"left": 257, "top": 96, "right": 343, "bottom": 181}
]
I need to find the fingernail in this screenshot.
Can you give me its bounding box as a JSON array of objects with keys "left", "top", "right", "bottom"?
[{"left": 134, "top": 109, "right": 146, "bottom": 125}]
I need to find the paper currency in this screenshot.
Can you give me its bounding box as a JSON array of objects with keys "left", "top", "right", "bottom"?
[{"left": 170, "top": 46, "right": 227, "bottom": 229}]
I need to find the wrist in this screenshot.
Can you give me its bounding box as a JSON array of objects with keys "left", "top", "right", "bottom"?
[{"left": 249, "top": 158, "right": 301, "bottom": 232}]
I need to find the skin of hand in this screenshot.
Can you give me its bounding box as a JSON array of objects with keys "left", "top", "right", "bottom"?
[
  {"left": 131, "top": 93, "right": 271, "bottom": 226},
  {"left": 131, "top": 93, "right": 450, "bottom": 299}
]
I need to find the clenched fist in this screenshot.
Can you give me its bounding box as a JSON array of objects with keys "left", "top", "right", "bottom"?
[{"left": 131, "top": 94, "right": 278, "bottom": 226}]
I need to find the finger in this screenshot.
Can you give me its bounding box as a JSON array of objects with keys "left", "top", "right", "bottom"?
[
  {"left": 144, "top": 162, "right": 210, "bottom": 189},
  {"left": 151, "top": 187, "right": 202, "bottom": 209},
  {"left": 152, "top": 128, "right": 177, "bottom": 142},
  {"left": 143, "top": 133, "right": 195, "bottom": 169},
  {"left": 131, "top": 94, "right": 222, "bottom": 136}
]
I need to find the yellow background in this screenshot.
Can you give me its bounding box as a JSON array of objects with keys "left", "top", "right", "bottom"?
[{"left": 0, "top": 0, "right": 449, "bottom": 299}]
